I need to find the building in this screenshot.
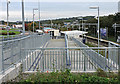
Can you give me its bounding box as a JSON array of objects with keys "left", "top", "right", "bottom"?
[
  {"left": 12, "top": 25, "right": 23, "bottom": 29},
  {"left": 118, "top": 1, "right": 120, "bottom": 12},
  {"left": 61, "top": 30, "right": 88, "bottom": 38},
  {"left": 0, "top": 25, "right": 7, "bottom": 29},
  {"left": 43, "top": 27, "right": 53, "bottom": 33}
]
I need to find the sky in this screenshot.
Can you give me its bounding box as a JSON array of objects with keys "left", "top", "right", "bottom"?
[
  {"left": 0, "top": 0, "right": 119, "bottom": 21},
  {"left": 1, "top": 0, "right": 120, "bottom": 2}
]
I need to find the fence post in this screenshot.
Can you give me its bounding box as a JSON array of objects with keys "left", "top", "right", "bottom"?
[
  {"left": 118, "top": 47, "right": 120, "bottom": 80},
  {"left": 0, "top": 44, "right": 3, "bottom": 73},
  {"left": 83, "top": 52, "right": 86, "bottom": 71},
  {"left": 42, "top": 49, "right": 44, "bottom": 72}
]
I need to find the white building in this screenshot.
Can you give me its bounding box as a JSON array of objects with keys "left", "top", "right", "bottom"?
[
  {"left": 13, "top": 25, "right": 22, "bottom": 29},
  {"left": 61, "top": 30, "right": 88, "bottom": 38}
]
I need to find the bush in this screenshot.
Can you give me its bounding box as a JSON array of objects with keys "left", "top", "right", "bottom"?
[
  {"left": 19, "top": 69, "right": 119, "bottom": 83},
  {"left": 96, "top": 68, "right": 107, "bottom": 77},
  {"left": 0, "top": 32, "right": 15, "bottom": 35}
]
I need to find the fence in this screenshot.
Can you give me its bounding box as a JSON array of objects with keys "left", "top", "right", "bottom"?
[
  {"left": 22, "top": 47, "right": 119, "bottom": 72},
  {"left": 0, "top": 34, "right": 119, "bottom": 73},
  {"left": 65, "top": 34, "right": 71, "bottom": 69},
  {"left": 0, "top": 34, "right": 51, "bottom": 74},
  {"left": 0, "top": 34, "right": 31, "bottom": 41},
  {"left": 72, "top": 37, "right": 119, "bottom": 71}
]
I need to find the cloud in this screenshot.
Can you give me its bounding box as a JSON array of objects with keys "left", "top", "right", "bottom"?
[
  {"left": 1, "top": 10, "right": 115, "bottom": 21},
  {"left": 2, "top": 0, "right": 120, "bottom": 2}
]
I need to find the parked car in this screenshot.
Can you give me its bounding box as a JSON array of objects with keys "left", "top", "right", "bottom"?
[{"left": 36, "top": 29, "right": 43, "bottom": 35}]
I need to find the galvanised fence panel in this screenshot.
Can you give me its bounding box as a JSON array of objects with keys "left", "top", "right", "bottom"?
[
  {"left": 72, "top": 37, "right": 119, "bottom": 71},
  {"left": 69, "top": 49, "right": 96, "bottom": 71},
  {"left": 108, "top": 42, "right": 119, "bottom": 71},
  {"left": 22, "top": 49, "right": 66, "bottom": 72},
  {"left": 0, "top": 34, "right": 51, "bottom": 74},
  {"left": 22, "top": 48, "right": 118, "bottom": 72}
]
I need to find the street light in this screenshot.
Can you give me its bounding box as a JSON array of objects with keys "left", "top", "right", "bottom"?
[
  {"left": 7, "top": 0, "right": 10, "bottom": 37},
  {"left": 38, "top": 0, "right": 40, "bottom": 29},
  {"left": 22, "top": 0, "right": 25, "bottom": 34},
  {"left": 89, "top": 6, "right": 100, "bottom": 48},
  {"left": 33, "top": 8, "right": 38, "bottom": 33}
]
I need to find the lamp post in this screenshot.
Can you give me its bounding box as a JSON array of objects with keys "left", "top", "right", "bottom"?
[
  {"left": 90, "top": 6, "right": 100, "bottom": 48},
  {"left": 22, "top": 0, "right": 25, "bottom": 34},
  {"left": 33, "top": 8, "right": 38, "bottom": 33},
  {"left": 7, "top": 0, "right": 10, "bottom": 37},
  {"left": 38, "top": 0, "right": 40, "bottom": 29}
]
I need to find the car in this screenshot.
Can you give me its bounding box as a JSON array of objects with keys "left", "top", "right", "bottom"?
[{"left": 36, "top": 29, "right": 43, "bottom": 35}]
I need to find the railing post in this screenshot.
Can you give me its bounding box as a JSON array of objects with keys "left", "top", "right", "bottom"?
[
  {"left": 0, "top": 44, "right": 3, "bottom": 73},
  {"left": 118, "top": 47, "right": 120, "bottom": 80},
  {"left": 83, "top": 52, "right": 86, "bottom": 71},
  {"left": 105, "top": 48, "right": 107, "bottom": 71},
  {"left": 11, "top": 41, "right": 13, "bottom": 66},
  {"left": 42, "top": 49, "right": 44, "bottom": 72},
  {"left": 65, "top": 34, "right": 71, "bottom": 69}
]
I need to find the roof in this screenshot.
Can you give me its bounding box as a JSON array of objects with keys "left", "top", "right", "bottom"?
[
  {"left": 61, "top": 30, "right": 88, "bottom": 35},
  {"left": 43, "top": 27, "right": 53, "bottom": 30}
]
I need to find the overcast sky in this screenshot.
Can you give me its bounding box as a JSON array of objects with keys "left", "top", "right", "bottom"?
[
  {"left": 1, "top": 0, "right": 119, "bottom": 21},
  {"left": 2, "top": 0, "right": 120, "bottom": 2}
]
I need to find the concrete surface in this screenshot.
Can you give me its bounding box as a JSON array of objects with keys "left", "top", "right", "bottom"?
[{"left": 0, "top": 63, "right": 22, "bottom": 83}]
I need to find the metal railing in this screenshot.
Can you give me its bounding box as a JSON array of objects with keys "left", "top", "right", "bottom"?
[
  {"left": 0, "top": 34, "right": 29, "bottom": 41},
  {"left": 65, "top": 35, "right": 71, "bottom": 69},
  {"left": 72, "top": 37, "right": 119, "bottom": 71},
  {"left": 22, "top": 47, "right": 119, "bottom": 72},
  {"left": 0, "top": 34, "right": 51, "bottom": 74}
]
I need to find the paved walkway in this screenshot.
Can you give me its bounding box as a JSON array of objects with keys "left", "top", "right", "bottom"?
[
  {"left": 46, "top": 39, "right": 65, "bottom": 48},
  {"left": 68, "top": 37, "right": 96, "bottom": 71}
]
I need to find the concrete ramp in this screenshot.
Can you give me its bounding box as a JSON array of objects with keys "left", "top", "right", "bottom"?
[{"left": 46, "top": 39, "right": 65, "bottom": 48}]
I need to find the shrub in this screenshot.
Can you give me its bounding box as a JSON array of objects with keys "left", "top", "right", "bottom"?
[
  {"left": 96, "top": 68, "right": 107, "bottom": 77},
  {"left": 19, "top": 69, "right": 119, "bottom": 83}
]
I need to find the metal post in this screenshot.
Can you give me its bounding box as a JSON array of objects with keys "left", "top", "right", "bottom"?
[
  {"left": 84, "top": 52, "right": 86, "bottom": 71},
  {"left": 105, "top": 49, "right": 107, "bottom": 70},
  {"left": 7, "top": 0, "right": 10, "bottom": 37},
  {"left": 82, "top": 18, "right": 84, "bottom": 39},
  {"left": 22, "top": 0, "right": 25, "bottom": 34},
  {"left": 38, "top": 0, "right": 40, "bottom": 29},
  {"left": 51, "top": 19, "right": 52, "bottom": 28},
  {"left": 0, "top": 44, "right": 3, "bottom": 73},
  {"left": 98, "top": 7, "right": 100, "bottom": 48},
  {"left": 115, "top": 23, "right": 117, "bottom": 41},
  {"left": 118, "top": 47, "right": 120, "bottom": 80},
  {"left": 33, "top": 9, "right": 34, "bottom": 33},
  {"left": 79, "top": 23, "right": 80, "bottom": 31},
  {"left": 42, "top": 49, "right": 44, "bottom": 72},
  {"left": 89, "top": 6, "right": 100, "bottom": 49}
]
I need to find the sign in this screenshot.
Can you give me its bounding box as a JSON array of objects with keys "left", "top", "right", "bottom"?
[{"left": 100, "top": 28, "right": 107, "bottom": 39}]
